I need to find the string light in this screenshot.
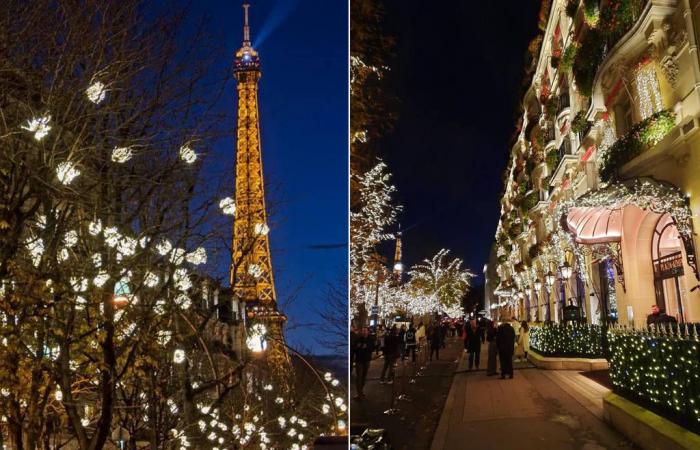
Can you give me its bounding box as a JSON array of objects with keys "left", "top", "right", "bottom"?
[
  {"left": 56, "top": 161, "right": 80, "bottom": 185},
  {"left": 179, "top": 145, "right": 197, "bottom": 163},
  {"left": 85, "top": 80, "right": 107, "bottom": 104},
  {"left": 21, "top": 114, "right": 52, "bottom": 140},
  {"left": 111, "top": 146, "right": 133, "bottom": 163},
  {"left": 219, "top": 197, "right": 236, "bottom": 215}
]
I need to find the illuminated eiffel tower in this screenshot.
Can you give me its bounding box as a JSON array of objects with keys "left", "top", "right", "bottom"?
[{"left": 231, "top": 3, "right": 291, "bottom": 384}]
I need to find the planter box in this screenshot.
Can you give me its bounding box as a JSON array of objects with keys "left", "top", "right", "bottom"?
[
  {"left": 527, "top": 348, "right": 608, "bottom": 371},
  {"left": 603, "top": 392, "right": 700, "bottom": 450}
]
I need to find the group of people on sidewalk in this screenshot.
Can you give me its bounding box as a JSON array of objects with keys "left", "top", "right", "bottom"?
[
  {"left": 351, "top": 316, "right": 531, "bottom": 399},
  {"left": 350, "top": 320, "right": 461, "bottom": 399},
  {"left": 462, "top": 317, "right": 529, "bottom": 379}
]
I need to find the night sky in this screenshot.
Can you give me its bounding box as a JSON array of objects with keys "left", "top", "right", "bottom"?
[
  {"left": 185, "top": 1, "right": 348, "bottom": 355},
  {"left": 378, "top": 1, "right": 540, "bottom": 281}
]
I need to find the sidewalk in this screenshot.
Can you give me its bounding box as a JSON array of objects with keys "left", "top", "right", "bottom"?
[
  {"left": 350, "top": 336, "right": 463, "bottom": 450},
  {"left": 431, "top": 343, "right": 637, "bottom": 450}
]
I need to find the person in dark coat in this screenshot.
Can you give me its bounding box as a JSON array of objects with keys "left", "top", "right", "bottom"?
[
  {"left": 486, "top": 320, "right": 499, "bottom": 376},
  {"left": 647, "top": 304, "right": 678, "bottom": 326},
  {"left": 380, "top": 325, "right": 400, "bottom": 383},
  {"left": 404, "top": 323, "right": 417, "bottom": 362},
  {"left": 440, "top": 322, "right": 448, "bottom": 348},
  {"left": 353, "top": 327, "right": 375, "bottom": 399},
  {"left": 496, "top": 320, "right": 516, "bottom": 379},
  {"left": 465, "top": 318, "right": 485, "bottom": 370},
  {"left": 398, "top": 324, "right": 407, "bottom": 360},
  {"left": 429, "top": 324, "right": 442, "bottom": 361}
]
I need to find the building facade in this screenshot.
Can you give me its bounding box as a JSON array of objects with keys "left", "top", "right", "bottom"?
[{"left": 491, "top": 0, "right": 700, "bottom": 328}]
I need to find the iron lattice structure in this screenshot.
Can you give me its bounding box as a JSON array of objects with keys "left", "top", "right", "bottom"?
[{"left": 231, "top": 3, "right": 291, "bottom": 385}]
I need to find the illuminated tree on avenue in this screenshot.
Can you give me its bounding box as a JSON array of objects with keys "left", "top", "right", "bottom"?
[
  {"left": 349, "top": 161, "right": 401, "bottom": 317},
  {"left": 407, "top": 249, "right": 475, "bottom": 317},
  {"left": 0, "top": 1, "right": 345, "bottom": 449}
]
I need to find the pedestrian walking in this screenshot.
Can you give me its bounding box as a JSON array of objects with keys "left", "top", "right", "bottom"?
[
  {"left": 515, "top": 321, "right": 529, "bottom": 362},
  {"left": 496, "top": 319, "right": 516, "bottom": 379},
  {"left": 380, "top": 325, "right": 400, "bottom": 383},
  {"left": 350, "top": 324, "right": 358, "bottom": 375},
  {"left": 353, "top": 327, "right": 375, "bottom": 399},
  {"left": 465, "top": 318, "right": 485, "bottom": 370},
  {"left": 404, "top": 323, "right": 417, "bottom": 362},
  {"left": 398, "top": 324, "right": 406, "bottom": 360},
  {"left": 429, "top": 324, "right": 442, "bottom": 361},
  {"left": 486, "top": 320, "right": 498, "bottom": 376},
  {"left": 440, "top": 322, "right": 448, "bottom": 348}
]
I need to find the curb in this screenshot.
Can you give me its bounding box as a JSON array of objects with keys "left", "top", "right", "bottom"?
[
  {"left": 429, "top": 349, "right": 466, "bottom": 450},
  {"left": 603, "top": 392, "right": 700, "bottom": 450}
]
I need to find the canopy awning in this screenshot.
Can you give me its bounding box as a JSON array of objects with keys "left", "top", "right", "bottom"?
[{"left": 565, "top": 206, "right": 623, "bottom": 244}]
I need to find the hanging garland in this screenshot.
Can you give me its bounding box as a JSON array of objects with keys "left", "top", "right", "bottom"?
[{"left": 554, "top": 178, "right": 698, "bottom": 280}]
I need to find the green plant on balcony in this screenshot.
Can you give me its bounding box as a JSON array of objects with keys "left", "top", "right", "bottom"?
[
  {"left": 600, "top": 0, "right": 646, "bottom": 47},
  {"left": 521, "top": 190, "right": 540, "bottom": 213},
  {"left": 599, "top": 109, "right": 675, "bottom": 182},
  {"left": 583, "top": 0, "right": 600, "bottom": 27},
  {"left": 571, "top": 110, "right": 590, "bottom": 135},
  {"left": 573, "top": 29, "right": 604, "bottom": 97},
  {"left": 558, "top": 42, "right": 579, "bottom": 72},
  {"left": 546, "top": 148, "right": 560, "bottom": 171},
  {"left": 498, "top": 254, "right": 508, "bottom": 264},
  {"left": 544, "top": 96, "right": 558, "bottom": 120}
]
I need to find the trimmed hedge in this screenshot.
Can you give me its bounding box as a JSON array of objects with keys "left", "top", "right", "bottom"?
[
  {"left": 608, "top": 326, "right": 700, "bottom": 433},
  {"left": 529, "top": 323, "right": 604, "bottom": 358}
]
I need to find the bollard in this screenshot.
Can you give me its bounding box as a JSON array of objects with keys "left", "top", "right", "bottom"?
[
  {"left": 397, "top": 357, "right": 412, "bottom": 402},
  {"left": 383, "top": 358, "right": 399, "bottom": 415}
]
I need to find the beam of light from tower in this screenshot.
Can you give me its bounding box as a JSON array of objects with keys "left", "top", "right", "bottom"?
[{"left": 252, "top": 0, "right": 301, "bottom": 49}]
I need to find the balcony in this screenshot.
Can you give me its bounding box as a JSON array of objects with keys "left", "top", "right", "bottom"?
[
  {"left": 549, "top": 137, "right": 578, "bottom": 187},
  {"left": 558, "top": 137, "right": 572, "bottom": 160}
]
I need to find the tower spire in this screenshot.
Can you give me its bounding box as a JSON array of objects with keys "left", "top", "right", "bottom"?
[{"left": 243, "top": 2, "right": 251, "bottom": 45}]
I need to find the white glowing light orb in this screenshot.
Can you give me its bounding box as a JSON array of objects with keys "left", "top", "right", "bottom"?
[
  {"left": 219, "top": 197, "right": 236, "bottom": 215},
  {"left": 247, "top": 264, "right": 263, "bottom": 279},
  {"left": 111, "top": 147, "right": 133, "bottom": 163},
  {"left": 22, "top": 114, "right": 52, "bottom": 140},
  {"left": 185, "top": 247, "right": 207, "bottom": 265},
  {"left": 85, "top": 81, "right": 107, "bottom": 104},
  {"left": 56, "top": 162, "right": 80, "bottom": 185},
  {"left": 246, "top": 323, "right": 268, "bottom": 353},
  {"left": 254, "top": 223, "right": 270, "bottom": 236},
  {"left": 156, "top": 239, "right": 172, "bottom": 255},
  {"left": 88, "top": 219, "right": 102, "bottom": 236},
  {"left": 179, "top": 145, "right": 197, "bottom": 164},
  {"left": 93, "top": 271, "right": 110, "bottom": 287},
  {"left": 173, "top": 349, "right": 186, "bottom": 364}
]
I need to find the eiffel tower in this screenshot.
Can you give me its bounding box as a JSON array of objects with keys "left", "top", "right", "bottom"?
[{"left": 231, "top": 2, "right": 291, "bottom": 384}]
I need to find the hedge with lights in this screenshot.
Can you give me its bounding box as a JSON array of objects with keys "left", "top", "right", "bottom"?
[
  {"left": 607, "top": 325, "right": 700, "bottom": 433},
  {"left": 529, "top": 323, "right": 604, "bottom": 358}
]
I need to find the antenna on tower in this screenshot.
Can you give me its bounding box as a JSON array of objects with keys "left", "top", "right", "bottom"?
[{"left": 243, "top": 2, "right": 251, "bottom": 44}]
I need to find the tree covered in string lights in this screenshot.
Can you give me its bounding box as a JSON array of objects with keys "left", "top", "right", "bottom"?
[
  {"left": 0, "top": 1, "right": 345, "bottom": 448},
  {"left": 406, "top": 249, "right": 474, "bottom": 316},
  {"left": 350, "top": 161, "right": 401, "bottom": 318}
]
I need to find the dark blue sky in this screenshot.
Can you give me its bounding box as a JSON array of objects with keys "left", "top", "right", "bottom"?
[
  {"left": 378, "top": 1, "right": 539, "bottom": 283},
  {"left": 188, "top": 0, "right": 348, "bottom": 355}
]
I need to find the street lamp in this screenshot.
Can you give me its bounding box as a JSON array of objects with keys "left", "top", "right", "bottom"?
[
  {"left": 545, "top": 270, "right": 556, "bottom": 287},
  {"left": 533, "top": 279, "right": 542, "bottom": 292},
  {"left": 560, "top": 261, "right": 573, "bottom": 280}
]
